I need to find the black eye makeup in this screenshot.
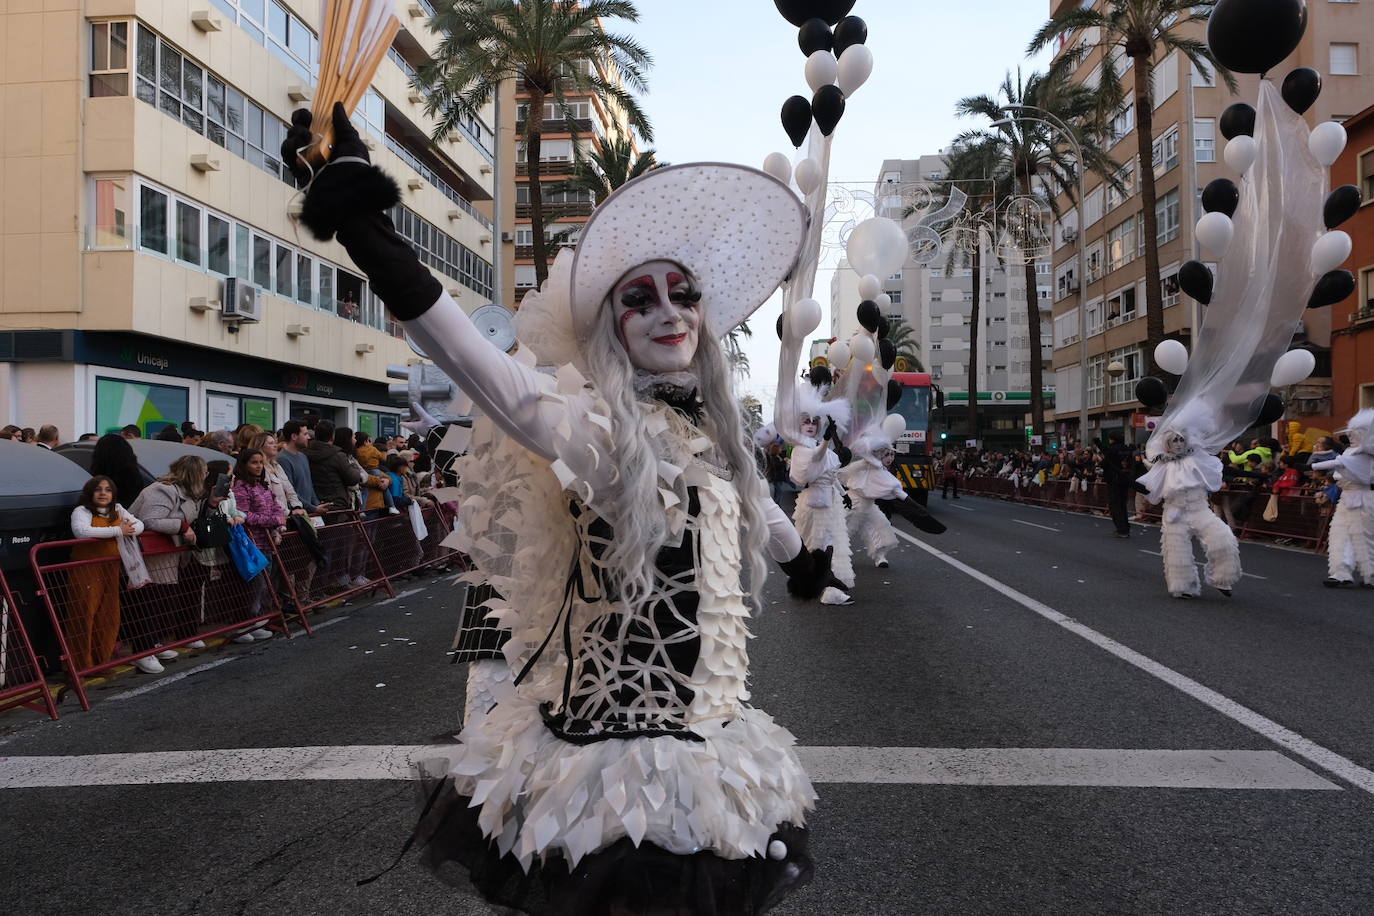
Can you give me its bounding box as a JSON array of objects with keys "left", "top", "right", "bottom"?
[
  {"left": 668, "top": 287, "right": 703, "bottom": 305},
  {"left": 620, "top": 287, "right": 654, "bottom": 309}
]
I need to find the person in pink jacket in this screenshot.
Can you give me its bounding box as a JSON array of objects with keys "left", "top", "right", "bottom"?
[{"left": 231, "top": 449, "right": 285, "bottom": 638}]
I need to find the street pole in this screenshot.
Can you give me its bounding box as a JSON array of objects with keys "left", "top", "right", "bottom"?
[{"left": 490, "top": 86, "right": 505, "bottom": 309}]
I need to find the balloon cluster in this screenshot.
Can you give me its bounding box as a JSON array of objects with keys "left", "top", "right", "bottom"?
[
  {"left": 771, "top": 1, "right": 872, "bottom": 152},
  {"left": 1137, "top": 0, "right": 1362, "bottom": 429}
]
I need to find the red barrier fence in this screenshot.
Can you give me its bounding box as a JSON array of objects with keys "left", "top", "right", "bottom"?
[
  {"left": 0, "top": 569, "right": 58, "bottom": 720},
  {"left": 19, "top": 503, "right": 464, "bottom": 716},
  {"left": 949, "top": 474, "right": 1329, "bottom": 552}
]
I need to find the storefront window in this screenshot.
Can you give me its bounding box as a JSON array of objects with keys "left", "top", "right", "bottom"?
[{"left": 96, "top": 377, "right": 188, "bottom": 438}]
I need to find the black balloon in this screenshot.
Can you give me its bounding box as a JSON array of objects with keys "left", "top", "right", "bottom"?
[
  {"left": 1308, "top": 269, "right": 1355, "bottom": 309},
  {"left": 1219, "top": 103, "right": 1256, "bottom": 139},
  {"left": 1324, "top": 185, "right": 1362, "bottom": 229},
  {"left": 856, "top": 299, "right": 881, "bottom": 332},
  {"left": 876, "top": 317, "right": 891, "bottom": 340},
  {"left": 1280, "top": 67, "right": 1322, "bottom": 114},
  {"left": 781, "top": 95, "right": 812, "bottom": 148},
  {"left": 1207, "top": 0, "right": 1308, "bottom": 75},
  {"left": 1135, "top": 376, "right": 1169, "bottom": 409},
  {"left": 1201, "top": 178, "right": 1240, "bottom": 217},
  {"left": 879, "top": 338, "right": 897, "bottom": 370},
  {"left": 886, "top": 379, "right": 902, "bottom": 411},
  {"left": 775, "top": 314, "right": 785, "bottom": 340},
  {"left": 798, "top": 18, "right": 833, "bottom": 55},
  {"left": 773, "top": 0, "right": 856, "bottom": 27},
  {"left": 812, "top": 85, "right": 845, "bottom": 136},
  {"left": 1254, "top": 392, "right": 1286, "bottom": 426},
  {"left": 832, "top": 15, "right": 868, "bottom": 56},
  {"left": 1178, "top": 260, "right": 1214, "bottom": 305}
]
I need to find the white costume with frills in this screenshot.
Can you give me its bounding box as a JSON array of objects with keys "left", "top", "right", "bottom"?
[
  {"left": 1138, "top": 449, "right": 1241, "bottom": 597},
  {"left": 839, "top": 453, "right": 902, "bottom": 566},
  {"left": 788, "top": 440, "right": 855, "bottom": 588},
  {"left": 1311, "top": 412, "right": 1374, "bottom": 584}
]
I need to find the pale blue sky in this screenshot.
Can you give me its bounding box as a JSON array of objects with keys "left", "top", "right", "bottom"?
[{"left": 620, "top": 1, "right": 1057, "bottom": 398}]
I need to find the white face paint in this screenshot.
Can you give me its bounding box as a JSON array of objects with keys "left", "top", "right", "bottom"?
[
  {"left": 612, "top": 260, "right": 702, "bottom": 374},
  {"left": 800, "top": 416, "right": 820, "bottom": 439},
  {"left": 1165, "top": 431, "right": 1189, "bottom": 456}
]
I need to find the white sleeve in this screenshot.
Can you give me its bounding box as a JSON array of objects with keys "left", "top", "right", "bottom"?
[
  {"left": 763, "top": 498, "right": 802, "bottom": 561},
  {"left": 1310, "top": 457, "right": 1341, "bottom": 472},
  {"left": 116, "top": 505, "right": 145, "bottom": 535},
  {"left": 403, "top": 292, "right": 558, "bottom": 462},
  {"left": 70, "top": 506, "right": 118, "bottom": 539}
]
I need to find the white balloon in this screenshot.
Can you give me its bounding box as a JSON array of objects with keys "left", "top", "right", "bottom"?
[
  {"left": 1271, "top": 348, "right": 1316, "bottom": 387},
  {"left": 882, "top": 414, "right": 906, "bottom": 442},
  {"left": 1154, "top": 339, "right": 1190, "bottom": 376},
  {"left": 1311, "top": 231, "right": 1352, "bottom": 275},
  {"left": 788, "top": 297, "right": 822, "bottom": 339},
  {"left": 804, "top": 51, "right": 838, "bottom": 93},
  {"left": 874, "top": 293, "right": 892, "bottom": 311},
  {"left": 857, "top": 274, "right": 882, "bottom": 300},
  {"left": 827, "top": 340, "right": 851, "bottom": 368},
  {"left": 1196, "top": 211, "right": 1234, "bottom": 257},
  {"left": 1309, "top": 121, "right": 1348, "bottom": 168},
  {"left": 1224, "top": 135, "right": 1257, "bottom": 174},
  {"left": 850, "top": 334, "right": 876, "bottom": 365},
  {"left": 846, "top": 218, "right": 909, "bottom": 279},
  {"left": 761, "top": 152, "right": 792, "bottom": 186},
  {"left": 794, "top": 158, "right": 823, "bottom": 194},
  {"left": 836, "top": 44, "right": 874, "bottom": 97}
]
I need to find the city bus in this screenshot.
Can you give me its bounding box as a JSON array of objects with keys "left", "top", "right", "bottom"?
[{"left": 888, "top": 371, "right": 937, "bottom": 503}]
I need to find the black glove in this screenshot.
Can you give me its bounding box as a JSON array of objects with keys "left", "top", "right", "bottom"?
[
  {"left": 823, "top": 418, "right": 837, "bottom": 442},
  {"left": 878, "top": 496, "right": 947, "bottom": 534},
  {"left": 779, "top": 546, "right": 833, "bottom": 600},
  {"left": 1132, "top": 480, "right": 1151, "bottom": 495},
  {"left": 284, "top": 103, "right": 441, "bottom": 321}
]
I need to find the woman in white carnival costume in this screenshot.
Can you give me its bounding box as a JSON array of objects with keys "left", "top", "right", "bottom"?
[
  {"left": 286, "top": 106, "right": 832, "bottom": 915},
  {"left": 787, "top": 383, "right": 855, "bottom": 604},
  {"left": 1136, "top": 405, "right": 1242, "bottom": 599},
  {"left": 1311, "top": 409, "right": 1374, "bottom": 588}
]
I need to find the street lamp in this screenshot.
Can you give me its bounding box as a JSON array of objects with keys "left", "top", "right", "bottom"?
[{"left": 990, "top": 103, "right": 1089, "bottom": 446}]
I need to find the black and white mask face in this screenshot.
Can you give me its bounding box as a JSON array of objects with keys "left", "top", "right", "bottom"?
[{"left": 612, "top": 260, "right": 702, "bottom": 374}]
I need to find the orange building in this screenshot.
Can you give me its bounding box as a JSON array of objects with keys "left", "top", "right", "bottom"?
[{"left": 1330, "top": 104, "right": 1374, "bottom": 422}]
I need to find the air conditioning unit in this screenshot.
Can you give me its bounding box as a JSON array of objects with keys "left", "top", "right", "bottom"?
[
  {"left": 221, "top": 278, "right": 262, "bottom": 322},
  {"left": 1061, "top": 227, "right": 1079, "bottom": 243},
  {"left": 501, "top": 231, "right": 515, "bottom": 243}
]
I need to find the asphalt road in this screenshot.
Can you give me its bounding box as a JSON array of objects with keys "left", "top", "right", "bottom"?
[{"left": 2, "top": 496, "right": 1373, "bottom": 915}]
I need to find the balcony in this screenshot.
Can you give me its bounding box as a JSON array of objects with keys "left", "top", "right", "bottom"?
[
  {"left": 516, "top": 159, "right": 577, "bottom": 178},
  {"left": 1350, "top": 306, "right": 1374, "bottom": 327},
  {"left": 516, "top": 118, "right": 596, "bottom": 136},
  {"left": 516, "top": 201, "right": 594, "bottom": 219},
  {"left": 384, "top": 133, "right": 493, "bottom": 230}
]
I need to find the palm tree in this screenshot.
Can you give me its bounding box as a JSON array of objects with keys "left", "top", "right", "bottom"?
[
  {"left": 418, "top": 0, "right": 653, "bottom": 286},
  {"left": 885, "top": 317, "right": 925, "bottom": 372},
  {"left": 723, "top": 319, "right": 752, "bottom": 376},
  {"left": 1029, "top": 0, "right": 1234, "bottom": 375},
  {"left": 933, "top": 137, "right": 1014, "bottom": 441},
  {"left": 956, "top": 69, "right": 1120, "bottom": 437},
  {"left": 561, "top": 130, "right": 665, "bottom": 205}
]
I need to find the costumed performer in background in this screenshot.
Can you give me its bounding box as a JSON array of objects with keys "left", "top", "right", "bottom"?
[
  {"left": 285, "top": 105, "right": 833, "bottom": 915},
  {"left": 1311, "top": 409, "right": 1374, "bottom": 588},
  {"left": 788, "top": 380, "right": 856, "bottom": 605}
]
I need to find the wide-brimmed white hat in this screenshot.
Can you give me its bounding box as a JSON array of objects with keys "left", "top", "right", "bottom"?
[{"left": 569, "top": 163, "right": 808, "bottom": 341}]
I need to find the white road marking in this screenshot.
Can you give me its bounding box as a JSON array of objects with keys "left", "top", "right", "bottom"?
[
  {"left": 378, "top": 587, "right": 425, "bottom": 606},
  {"left": 895, "top": 529, "right": 1374, "bottom": 796},
  {"left": 310, "top": 616, "right": 350, "bottom": 631},
  {"left": 1138, "top": 549, "right": 1265, "bottom": 579},
  {"left": 0, "top": 746, "right": 1335, "bottom": 791},
  {"left": 945, "top": 503, "right": 975, "bottom": 512},
  {"left": 107, "top": 658, "right": 238, "bottom": 702},
  {"left": 1013, "top": 519, "right": 1059, "bottom": 533}
]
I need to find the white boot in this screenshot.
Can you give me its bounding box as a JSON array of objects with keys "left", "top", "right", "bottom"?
[{"left": 820, "top": 586, "right": 854, "bottom": 606}]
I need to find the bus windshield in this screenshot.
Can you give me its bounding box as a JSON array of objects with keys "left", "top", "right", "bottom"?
[{"left": 892, "top": 385, "right": 930, "bottom": 432}]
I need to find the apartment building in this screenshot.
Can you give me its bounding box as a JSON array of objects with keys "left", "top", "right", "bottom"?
[
  {"left": 1331, "top": 102, "right": 1374, "bottom": 420},
  {"left": 508, "top": 58, "right": 639, "bottom": 305},
  {"left": 0, "top": 1, "right": 496, "bottom": 439},
  {"left": 1046, "top": 0, "right": 1374, "bottom": 443},
  {"left": 855, "top": 157, "right": 1053, "bottom": 447}
]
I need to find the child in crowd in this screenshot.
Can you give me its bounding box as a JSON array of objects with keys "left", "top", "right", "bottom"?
[{"left": 68, "top": 476, "right": 145, "bottom": 671}]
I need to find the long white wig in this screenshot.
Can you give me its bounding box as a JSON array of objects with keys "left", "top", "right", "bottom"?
[{"left": 582, "top": 289, "right": 771, "bottom": 614}]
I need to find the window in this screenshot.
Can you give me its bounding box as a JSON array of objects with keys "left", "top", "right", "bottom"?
[
  {"left": 96, "top": 378, "right": 188, "bottom": 438},
  {"left": 139, "top": 186, "right": 168, "bottom": 254},
  {"left": 1192, "top": 61, "right": 1216, "bottom": 88},
  {"left": 1107, "top": 216, "right": 1139, "bottom": 272},
  {"left": 1107, "top": 346, "right": 1144, "bottom": 404},
  {"left": 1106, "top": 159, "right": 1135, "bottom": 210},
  {"left": 385, "top": 205, "right": 494, "bottom": 299},
  {"left": 1110, "top": 101, "right": 1135, "bottom": 145},
  {"left": 275, "top": 244, "right": 293, "bottom": 297},
  {"left": 1360, "top": 150, "right": 1374, "bottom": 201},
  {"left": 1084, "top": 186, "right": 1104, "bottom": 227},
  {"left": 1330, "top": 43, "right": 1358, "bottom": 75},
  {"left": 206, "top": 216, "right": 230, "bottom": 275},
  {"left": 1106, "top": 284, "right": 1138, "bottom": 326},
  {"left": 175, "top": 201, "right": 201, "bottom": 265},
  {"left": 253, "top": 235, "right": 271, "bottom": 289},
  {"left": 886, "top": 289, "right": 903, "bottom": 305},
  {"left": 91, "top": 178, "right": 132, "bottom": 248},
  {"left": 1152, "top": 126, "right": 1180, "bottom": 176},
  {"left": 515, "top": 265, "right": 538, "bottom": 288},
  {"left": 318, "top": 264, "right": 335, "bottom": 314},
  {"left": 1087, "top": 355, "right": 1105, "bottom": 408},
  {"left": 1086, "top": 242, "right": 1104, "bottom": 282},
  {"left": 1055, "top": 257, "right": 1078, "bottom": 301},
  {"left": 1161, "top": 269, "right": 1181, "bottom": 309},
  {"left": 90, "top": 21, "right": 130, "bottom": 97},
  {"left": 1152, "top": 52, "right": 1179, "bottom": 107},
  {"left": 1194, "top": 118, "right": 1216, "bottom": 163},
  {"left": 296, "top": 254, "right": 312, "bottom": 304},
  {"left": 234, "top": 224, "right": 251, "bottom": 282},
  {"left": 1086, "top": 297, "right": 1105, "bottom": 336},
  {"left": 1054, "top": 308, "right": 1079, "bottom": 348},
  {"left": 1156, "top": 189, "right": 1181, "bottom": 244},
  {"left": 203, "top": 0, "right": 317, "bottom": 79}
]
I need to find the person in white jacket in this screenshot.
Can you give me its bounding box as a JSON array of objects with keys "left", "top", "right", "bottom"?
[
  {"left": 1311, "top": 409, "right": 1374, "bottom": 588},
  {"left": 69, "top": 477, "right": 146, "bottom": 671}
]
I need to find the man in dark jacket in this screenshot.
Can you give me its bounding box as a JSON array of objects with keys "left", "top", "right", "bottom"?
[
  {"left": 304, "top": 419, "right": 362, "bottom": 513},
  {"left": 1102, "top": 431, "right": 1136, "bottom": 538}
]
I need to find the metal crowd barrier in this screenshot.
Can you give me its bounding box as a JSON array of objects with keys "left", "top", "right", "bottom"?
[
  {"left": 0, "top": 568, "right": 58, "bottom": 720},
  {"left": 946, "top": 473, "right": 1328, "bottom": 552},
  {"left": 267, "top": 513, "right": 395, "bottom": 633}
]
